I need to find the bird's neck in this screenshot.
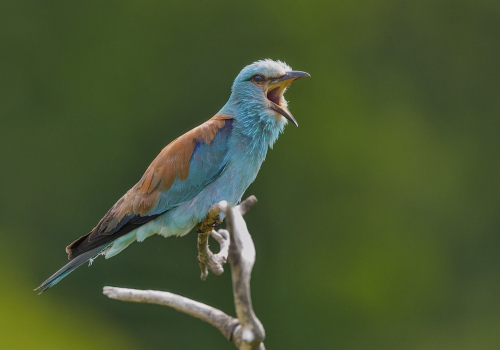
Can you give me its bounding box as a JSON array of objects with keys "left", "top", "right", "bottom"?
[{"left": 220, "top": 97, "right": 286, "bottom": 160}]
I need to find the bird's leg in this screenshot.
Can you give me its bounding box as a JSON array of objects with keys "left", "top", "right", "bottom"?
[
  {"left": 196, "top": 207, "right": 229, "bottom": 280},
  {"left": 197, "top": 229, "right": 230, "bottom": 280}
]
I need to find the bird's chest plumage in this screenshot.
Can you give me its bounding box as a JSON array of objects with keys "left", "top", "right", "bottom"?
[
  {"left": 191, "top": 117, "right": 282, "bottom": 210},
  {"left": 227, "top": 133, "right": 270, "bottom": 189}
]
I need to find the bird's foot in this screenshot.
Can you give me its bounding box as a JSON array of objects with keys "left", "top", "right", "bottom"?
[
  {"left": 195, "top": 213, "right": 223, "bottom": 234},
  {"left": 197, "top": 229, "right": 230, "bottom": 280}
]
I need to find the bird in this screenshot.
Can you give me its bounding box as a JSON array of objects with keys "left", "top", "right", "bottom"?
[{"left": 36, "top": 59, "right": 309, "bottom": 294}]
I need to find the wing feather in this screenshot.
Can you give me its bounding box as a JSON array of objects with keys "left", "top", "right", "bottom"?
[{"left": 66, "top": 114, "right": 233, "bottom": 259}]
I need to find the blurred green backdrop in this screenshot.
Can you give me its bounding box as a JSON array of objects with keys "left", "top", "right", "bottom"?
[{"left": 1, "top": 1, "right": 499, "bottom": 349}]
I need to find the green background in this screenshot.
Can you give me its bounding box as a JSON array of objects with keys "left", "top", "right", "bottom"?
[{"left": 1, "top": 1, "right": 499, "bottom": 349}]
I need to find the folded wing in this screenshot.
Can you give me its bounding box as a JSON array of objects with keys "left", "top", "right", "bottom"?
[{"left": 66, "top": 115, "right": 234, "bottom": 259}]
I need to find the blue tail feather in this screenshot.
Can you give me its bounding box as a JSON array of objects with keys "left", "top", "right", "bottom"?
[{"left": 35, "top": 245, "right": 108, "bottom": 294}]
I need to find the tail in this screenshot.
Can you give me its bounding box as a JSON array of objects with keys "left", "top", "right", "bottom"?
[{"left": 35, "top": 245, "right": 108, "bottom": 294}]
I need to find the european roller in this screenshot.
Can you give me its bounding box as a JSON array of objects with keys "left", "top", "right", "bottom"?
[{"left": 36, "top": 59, "right": 309, "bottom": 293}]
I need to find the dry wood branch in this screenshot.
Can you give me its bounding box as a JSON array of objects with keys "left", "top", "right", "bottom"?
[
  {"left": 103, "top": 196, "right": 265, "bottom": 350},
  {"left": 103, "top": 287, "right": 238, "bottom": 341},
  {"left": 219, "top": 199, "right": 265, "bottom": 349}
]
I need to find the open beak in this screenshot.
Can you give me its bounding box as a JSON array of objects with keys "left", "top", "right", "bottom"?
[{"left": 266, "top": 71, "right": 310, "bottom": 127}]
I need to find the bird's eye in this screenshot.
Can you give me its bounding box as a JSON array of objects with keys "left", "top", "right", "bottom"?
[{"left": 252, "top": 74, "right": 265, "bottom": 83}]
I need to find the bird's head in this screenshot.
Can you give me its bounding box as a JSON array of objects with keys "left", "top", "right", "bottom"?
[{"left": 229, "top": 59, "right": 310, "bottom": 127}]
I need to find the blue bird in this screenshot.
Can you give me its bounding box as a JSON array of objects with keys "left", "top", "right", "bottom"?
[{"left": 36, "top": 59, "right": 309, "bottom": 293}]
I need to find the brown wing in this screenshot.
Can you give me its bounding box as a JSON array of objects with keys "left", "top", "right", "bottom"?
[{"left": 66, "top": 114, "right": 233, "bottom": 259}]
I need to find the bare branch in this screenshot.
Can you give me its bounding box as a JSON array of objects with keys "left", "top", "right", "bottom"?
[
  {"left": 236, "top": 195, "right": 258, "bottom": 216},
  {"left": 221, "top": 200, "right": 265, "bottom": 349},
  {"left": 103, "top": 287, "right": 238, "bottom": 341},
  {"left": 103, "top": 196, "right": 265, "bottom": 350}
]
